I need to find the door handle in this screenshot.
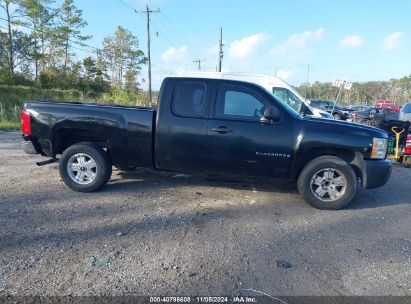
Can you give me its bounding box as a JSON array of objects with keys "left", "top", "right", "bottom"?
[{"left": 211, "top": 126, "right": 232, "bottom": 134}]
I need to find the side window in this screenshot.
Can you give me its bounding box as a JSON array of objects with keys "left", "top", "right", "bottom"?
[
  {"left": 172, "top": 81, "right": 206, "bottom": 117},
  {"left": 215, "top": 85, "right": 266, "bottom": 121}
]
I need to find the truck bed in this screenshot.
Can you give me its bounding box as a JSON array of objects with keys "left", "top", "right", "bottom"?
[{"left": 24, "top": 101, "right": 156, "bottom": 167}]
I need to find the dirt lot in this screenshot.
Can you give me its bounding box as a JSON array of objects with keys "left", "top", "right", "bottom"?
[{"left": 0, "top": 131, "right": 410, "bottom": 296}]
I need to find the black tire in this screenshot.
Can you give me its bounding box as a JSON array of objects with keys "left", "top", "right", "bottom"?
[
  {"left": 59, "top": 143, "right": 112, "bottom": 192},
  {"left": 297, "top": 156, "right": 357, "bottom": 210},
  {"left": 333, "top": 113, "right": 342, "bottom": 120}
]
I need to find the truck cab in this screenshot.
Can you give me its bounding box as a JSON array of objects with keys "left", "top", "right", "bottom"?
[{"left": 176, "top": 71, "right": 334, "bottom": 119}]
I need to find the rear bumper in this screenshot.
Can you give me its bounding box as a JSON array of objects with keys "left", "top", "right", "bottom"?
[
  {"left": 362, "top": 159, "right": 392, "bottom": 189},
  {"left": 22, "top": 140, "right": 39, "bottom": 154}
]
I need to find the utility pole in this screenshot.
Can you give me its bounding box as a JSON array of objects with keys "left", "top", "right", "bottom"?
[
  {"left": 193, "top": 59, "right": 203, "bottom": 71},
  {"left": 137, "top": 5, "right": 159, "bottom": 107},
  {"left": 305, "top": 64, "right": 310, "bottom": 99},
  {"left": 217, "top": 27, "right": 224, "bottom": 72}
]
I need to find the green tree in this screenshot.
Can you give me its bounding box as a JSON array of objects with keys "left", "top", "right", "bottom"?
[
  {"left": 56, "top": 0, "right": 91, "bottom": 71},
  {"left": 80, "top": 56, "right": 110, "bottom": 95},
  {"left": 102, "top": 26, "right": 146, "bottom": 89},
  {"left": 0, "top": 0, "right": 25, "bottom": 83},
  {"left": 20, "top": 0, "right": 55, "bottom": 81},
  {"left": 0, "top": 31, "right": 9, "bottom": 83}
]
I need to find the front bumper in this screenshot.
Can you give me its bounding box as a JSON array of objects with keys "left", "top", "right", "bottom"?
[{"left": 362, "top": 159, "right": 392, "bottom": 189}]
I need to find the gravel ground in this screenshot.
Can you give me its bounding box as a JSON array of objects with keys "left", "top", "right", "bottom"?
[{"left": 0, "top": 131, "right": 410, "bottom": 297}]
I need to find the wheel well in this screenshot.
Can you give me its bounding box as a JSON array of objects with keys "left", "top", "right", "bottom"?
[
  {"left": 53, "top": 128, "right": 110, "bottom": 156},
  {"left": 297, "top": 148, "right": 362, "bottom": 181}
]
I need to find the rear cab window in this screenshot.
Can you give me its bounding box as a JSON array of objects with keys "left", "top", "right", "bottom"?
[{"left": 172, "top": 81, "right": 206, "bottom": 117}]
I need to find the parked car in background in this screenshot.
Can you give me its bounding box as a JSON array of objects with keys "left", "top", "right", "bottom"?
[
  {"left": 310, "top": 99, "right": 352, "bottom": 120},
  {"left": 352, "top": 107, "right": 399, "bottom": 126},
  {"left": 399, "top": 103, "right": 411, "bottom": 123},
  {"left": 348, "top": 105, "right": 374, "bottom": 112},
  {"left": 375, "top": 100, "right": 400, "bottom": 112}
]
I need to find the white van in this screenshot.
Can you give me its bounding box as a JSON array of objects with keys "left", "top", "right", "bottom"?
[{"left": 175, "top": 71, "right": 333, "bottom": 119}]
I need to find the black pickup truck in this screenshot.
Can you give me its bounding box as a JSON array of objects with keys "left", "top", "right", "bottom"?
[{"left": 21, "top": 77, "right": 392, "bottom": 209}]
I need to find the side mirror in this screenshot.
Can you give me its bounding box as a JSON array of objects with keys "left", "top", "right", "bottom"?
[{"left": 263, "top": 106, "right": 281, "bottom": 122}]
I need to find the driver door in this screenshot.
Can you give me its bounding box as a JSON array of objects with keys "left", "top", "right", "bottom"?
[{"left": 207, "top": 83, "right": 293, "bottom": 177}]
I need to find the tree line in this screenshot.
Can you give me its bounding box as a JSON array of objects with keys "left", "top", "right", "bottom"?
[
  {"left": 0, "top": 0, "right": 147, "bottom": 96},
  {"left": 298, "top": 76, "right": 411, "bottom": 107}
]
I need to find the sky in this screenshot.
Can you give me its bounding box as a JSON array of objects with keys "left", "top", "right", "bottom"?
[{"left": 21, "top": 0, "right": 411, "bottom": 89}]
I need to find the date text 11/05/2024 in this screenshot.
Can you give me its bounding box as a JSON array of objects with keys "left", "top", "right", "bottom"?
[{"left": 149, "top": 296, "right": 258, "bottom": 303}]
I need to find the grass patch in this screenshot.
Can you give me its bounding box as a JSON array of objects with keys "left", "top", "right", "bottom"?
[{"left": 0, "top": 120, "right": 20, "bottom": 131}]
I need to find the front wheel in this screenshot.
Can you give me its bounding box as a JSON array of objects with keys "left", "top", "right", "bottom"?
[
  {"left": 59, "top": 143, "right": 112, "bottom": 192},
  {"left": 297, "top": 156, "right": 357, "bottom": 210}
]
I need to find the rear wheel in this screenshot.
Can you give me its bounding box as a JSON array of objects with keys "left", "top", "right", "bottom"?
[
  {"left": 59, "top": 143, "right": 112, "bottom": 192},
  {"left": 298, "top": 156, "right": 357, "bottom": 210}
]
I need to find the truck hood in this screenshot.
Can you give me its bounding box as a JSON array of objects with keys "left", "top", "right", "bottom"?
[{"left": 302, "top": 115, "right": 388, "bottom": 139}]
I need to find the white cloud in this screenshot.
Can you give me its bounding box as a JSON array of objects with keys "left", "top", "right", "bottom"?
[
  {"left": 161, "top": 46, "right": 189, "bottom": 64},
  {"left": 271, "top": 28, "right": 325, "bottom": 56},
  {"left": 339, "top": 35, "right": 363, "bottom": 49},
  {"left": 228, "top": 33, "right": 271, "bottom": 59},
  {"left": 383, "top": 32, "right": 403, "bottom": 50}
]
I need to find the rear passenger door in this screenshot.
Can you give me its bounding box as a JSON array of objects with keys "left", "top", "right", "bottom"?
[{"left": 155, "top": 80, "right": 212, "bottom": 173}]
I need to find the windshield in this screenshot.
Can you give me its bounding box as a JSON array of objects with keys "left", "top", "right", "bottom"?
[{"left": 272, "top": 87, "right": 303, "bottom": 113}]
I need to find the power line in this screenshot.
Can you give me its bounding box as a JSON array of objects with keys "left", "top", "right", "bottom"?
[
  {"left": 115, "top": 0, "right": 136, "bottom": 10},
  {"left": 136, "top": 0, "right": 202, "bottom": 60},
  {"left": 114, "top": 0, "right": 204, "bottom": 71},
  {"left": 114, "top": 0, "right": 178, "bottom": 50},
  {"left": 144, "top": 0, "right": 202, "bottom": 58}
]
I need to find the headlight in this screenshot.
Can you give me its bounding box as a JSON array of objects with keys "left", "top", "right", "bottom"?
[{"left": 371, "top": 138, "right": 387, "bottom": 159}]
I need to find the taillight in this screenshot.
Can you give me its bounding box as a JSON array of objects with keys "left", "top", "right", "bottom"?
[
  {"left": 405, "top": 134, "right": 411, "bottom": 154},
  {"left": 21, "top": 110, "right": 31, "bottom": 136}
]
